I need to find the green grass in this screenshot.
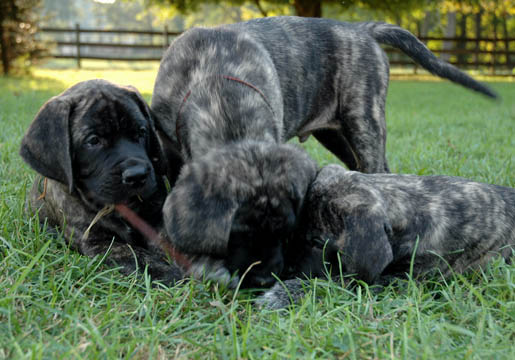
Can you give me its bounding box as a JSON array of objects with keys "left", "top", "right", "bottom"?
[{"left": 1, "top": 64, "right": 514, "bottom": 359}]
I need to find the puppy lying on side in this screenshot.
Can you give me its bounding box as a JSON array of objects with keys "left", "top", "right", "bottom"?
[
  {"left": 20, "top": 80, "right": 182, "bottom": 284},
  {"left": 259, "top": 164, "right": 515, "bottom": 309},
  {"left": 163, "top": 143, "right": 317, "bottom": 288}
]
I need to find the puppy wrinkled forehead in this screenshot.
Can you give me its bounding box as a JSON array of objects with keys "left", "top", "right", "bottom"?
[{"left": 70, "top": 90, "right": 147, "bottom": 143}]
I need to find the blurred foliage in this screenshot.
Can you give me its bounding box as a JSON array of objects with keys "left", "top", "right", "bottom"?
[
  {"left": 38, "top": 0, "right": 515, "bottom": 38},
  {"left": 37, "top": 0, "right": 515, "bottom": 71},
  {"left": 0, "top": 0, "right": 48, "bottom": 75},
  {"left": 145, "top": 1, "right": 331, "bottom": 18}
]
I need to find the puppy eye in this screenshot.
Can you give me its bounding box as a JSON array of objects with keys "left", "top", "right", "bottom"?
[{"left": 85, "top": 134, "right": 101, "bottom": 147}]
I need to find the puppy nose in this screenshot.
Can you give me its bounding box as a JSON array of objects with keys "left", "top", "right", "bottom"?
[{"left": 122, "top": 165, "right": 149, "bottom": 187}]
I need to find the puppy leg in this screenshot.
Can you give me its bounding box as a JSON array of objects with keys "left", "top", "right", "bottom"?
[
  {"left": 79, "top": 239, "right": 184, "bottom": 285},
  {"left": 256, "top": 278, "right": 311, "bottom": 310},
  {"left": 314, "top": 121, "right": 388, "bottom": 174},
  {"left": 314, "top": 82, "right": 389, "bottom": 173},
  {"left": 258, "top": 244, "right": 335, "bottom": 310}
]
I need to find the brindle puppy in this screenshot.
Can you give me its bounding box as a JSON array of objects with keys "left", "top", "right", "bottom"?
[
  {"left": 152, "top": 17, "right": 497, "bottom": 175},
  {"left": 258, "top": 164, "right": 515, "bottom": 309},
  {"left": 151, "top": 16, "right": 497, "bottom": 286},
  {"left": 20, "top": 79, "right": 182, "bottom": 284},
  {"left": 163, "top": 142, "right": 317, "bottom": 287}
]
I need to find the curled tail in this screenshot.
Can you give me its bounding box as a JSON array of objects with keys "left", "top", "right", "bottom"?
[{"left": 359, "top": 22, "right": 498, "bottom": 99}]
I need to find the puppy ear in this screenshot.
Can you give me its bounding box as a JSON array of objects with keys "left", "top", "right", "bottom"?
[
  {"left": 334, "top": 201, "right": 394, "bottom": 284},
  {"left": 20, "top": 96, "right": 74, "bottom": 193},
  {"left": 154, "top": 125, "right": 184, "bottom": 186},
  {"left": 124, "top": 85, "right": 170, "bottom": 177},
  {"left": 282, "top": 145, "right": 318, "bottom": 215},
  {"left": 163, "top": 166, "right": 238, "bottom": 257}
]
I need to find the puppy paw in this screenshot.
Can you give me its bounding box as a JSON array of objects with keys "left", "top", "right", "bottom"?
[
  {"left": 255, "top": 279, "right": 309, "bottom": 310},
  {"left": 187, "top": 255, "right": 239, "bottom": 289}
]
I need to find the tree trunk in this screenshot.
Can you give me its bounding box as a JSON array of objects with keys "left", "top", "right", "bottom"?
[
  {"left": 416, "top": 10, "right": 437, "bottom": 75},
  {"left": 492, "top": 13, "right": 498, "bottom": 73},
  {"left": 501, "top": 12, "right": 511, "bottom": 70},
  {"left": 0, "top": 24, "right": 9, "bottom": 76},
  {"left": 442, "top": 11, "right": 456, "bottom": 62},
  {"left": 253, "top": 0, "right": 268, "bottom": 17},
  {"left": 420, "top": 11, "right": 432, "bottom": 38},
  {"left": 293, "top": 0, "right": 322, "bottom": 18},
  {"left": 457, "top": 13, "right": 467, "bottom": 65},
  {"left": 474, "top": 10, "right": 482, "bottom": 69}
]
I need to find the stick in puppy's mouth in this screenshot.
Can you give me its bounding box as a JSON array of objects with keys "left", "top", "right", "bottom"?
[{"left": 114, "top": 203, "right": 192, "bottom": 271}]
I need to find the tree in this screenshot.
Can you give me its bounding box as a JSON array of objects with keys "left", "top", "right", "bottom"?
[
  {"left": 145, "top": 0, "right": 342, "bottom": 18},
  {"left": 0, "top": 0, "right": 46, "bottom": 75}
]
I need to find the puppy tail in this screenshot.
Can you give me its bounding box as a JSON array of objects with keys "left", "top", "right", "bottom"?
[{"left": 359, "top": 22, "right": 498, "bottom": 100}]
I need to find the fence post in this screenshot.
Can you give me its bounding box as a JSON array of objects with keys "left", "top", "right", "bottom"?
[
  {"left": 475, "top": 38, "right": 480, "bottom": 70},
  {"left": 163, "top": 25, "right": 169, "bottom": 50},
  {"left": 75, "top": 23, "right": 81, "bottom": 69},
  {"left": 505, "top": 38, "right": 512, "bottom": 73},
  {"left": 492, "top": 37, "right": 497, "bottom": 75}
]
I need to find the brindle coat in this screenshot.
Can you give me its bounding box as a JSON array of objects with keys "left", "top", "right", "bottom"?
[
  {"left": 151, "top": 16, "right": 497, "bottom": 286},
  {"left": 258, "top": 164, "right": 515, "bottom": 309}
]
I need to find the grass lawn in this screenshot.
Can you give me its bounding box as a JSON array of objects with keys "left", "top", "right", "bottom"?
[{"left": 0, "top": 62, "right": 514, "bottom": 359}]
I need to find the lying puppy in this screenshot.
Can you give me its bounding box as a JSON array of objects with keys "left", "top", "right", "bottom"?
[
  {"left": 259, "top": 164, "right": 515, "bottom": 309},
  {"left": 151, "top": 16, "right": 497, "bottom": 285},
  {"left": 163, "top": 142, "right": 317, "bottom": 287},
  {"left": 20, "top": 79, "right": 182, "bottom": 284}
]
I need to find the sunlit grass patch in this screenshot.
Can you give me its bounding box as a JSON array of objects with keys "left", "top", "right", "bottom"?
[{"left": 0, "top": 66, "right": 513, "bottom": 359}]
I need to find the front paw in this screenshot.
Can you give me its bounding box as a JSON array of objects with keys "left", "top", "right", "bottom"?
[
  {"left": 187, "top": 255, "right": 239, "bottom": 289},
  {"left": 255, "top": 278, "right": 308, "bottom": 310}
]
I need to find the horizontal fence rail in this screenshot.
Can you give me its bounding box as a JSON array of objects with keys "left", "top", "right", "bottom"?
[{"left": 39, "top": 24, "right": 515, "bottom": 75}]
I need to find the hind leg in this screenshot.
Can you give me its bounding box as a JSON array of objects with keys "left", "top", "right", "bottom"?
[
  {"left": 314, "top": 114, "right": 389, "bottom": 173},
  {"left": 316, "top": 43, "right": 391, "bottom": 173}
]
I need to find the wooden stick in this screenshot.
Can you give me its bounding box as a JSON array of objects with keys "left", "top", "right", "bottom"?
[{"left": 114, "top": 204, "right": 192, "bottom": 270}]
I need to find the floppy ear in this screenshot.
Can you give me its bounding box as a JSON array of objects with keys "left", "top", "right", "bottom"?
[
  {"left": 284, "top": 145, "right": 318, "bottom": 215},
  {"left": 333, "top": 201, "right": 394, "bottom": 284},
  {"left": 154, "top": 125, "right": 184, "bottom": 186},
  {"left": 20, "top": 96, "right": 74, "bottom": 193},
  {"left": 124, "top": 85, "right": 170, "bottom": 177},
  {"left": 162, "top": 167, "right": 239, "bottom": 257}
]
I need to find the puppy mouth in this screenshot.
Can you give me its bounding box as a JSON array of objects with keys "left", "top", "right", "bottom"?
[
  {"left": 124, "top": 188, "right": 157, "bottom": 207},
  {"left": 78, "top": 176, "right": 158, "bottom": 209},
  {"left": 116, "top": 180, "right": 159, "bottom": 206}
]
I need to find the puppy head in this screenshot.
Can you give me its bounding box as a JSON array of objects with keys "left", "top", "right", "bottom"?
[
  {"left": 302, "top": 164, "right": 394, "bottom": 284},
  {"left": 163, "top": 142, "right": 318, "bottom": 287},
  {"left": 20, "top": 79, "right": 165, "bottom": 207}
]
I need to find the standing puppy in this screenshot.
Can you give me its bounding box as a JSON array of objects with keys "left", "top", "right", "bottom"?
[
  {"left": 152, "top": 16, "right": 497, "bottom": 176},
  {"left": 20, "top": 80, "right": 182, "bottom": 284},
  {"left": 259, "top": 164, "right": 515, "bottom": 309},
  {"left": 151, "top": 16, "right": 497, "bottom": 285}
]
